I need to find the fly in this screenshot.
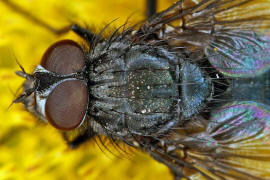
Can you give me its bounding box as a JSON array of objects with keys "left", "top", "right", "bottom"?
[{"left": 10, "top": 0, "right": 270, "bottom": 179}]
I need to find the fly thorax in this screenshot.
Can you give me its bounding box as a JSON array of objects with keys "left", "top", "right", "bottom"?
[{"left": 88, "top": 42, "right": 212, "bottom": 136}]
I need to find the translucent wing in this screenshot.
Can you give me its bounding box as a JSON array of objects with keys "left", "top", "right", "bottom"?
[
  {"left": 148, "top": 101, "right": 270, "bottom": 180},
  {"left": 137, "top": 0, "right": 270, "bottom": 77}
]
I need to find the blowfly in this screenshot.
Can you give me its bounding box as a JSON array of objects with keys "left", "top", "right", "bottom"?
[{"left": 12, "top": 0, "right": 270, "bottom": 179}]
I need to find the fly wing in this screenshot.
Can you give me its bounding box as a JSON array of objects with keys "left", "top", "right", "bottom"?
[
  {"left": 193, "top": 101, "right": 270, "bottom": 180},
  {"left": 138, "top": 0, "right": 270, "bottom": 77},
  {"left": 150, "top": 101, "right": 270, "bottom": 180}
]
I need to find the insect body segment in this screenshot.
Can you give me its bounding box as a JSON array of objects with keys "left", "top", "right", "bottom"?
[
  {"left": 88, "top": 41, "right": 212, "bottom": 136},
  {"left": 17, "top": 40, "right": 89, "bottom": 130}
]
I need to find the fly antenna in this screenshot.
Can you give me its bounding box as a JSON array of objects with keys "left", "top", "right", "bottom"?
[
  {"left": 14, "top": 57, "right": 34, "bottom": 80},
  {"left": 12, "top": 87, "right": 35, "bottom": 104}
]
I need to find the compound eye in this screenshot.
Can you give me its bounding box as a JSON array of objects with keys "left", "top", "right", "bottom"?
[
  {"left": 41, "top": 40, "right": 85, "bottom": 75},
  {"left": 45, "top": 80, "right": 88, "bottom": 130}
]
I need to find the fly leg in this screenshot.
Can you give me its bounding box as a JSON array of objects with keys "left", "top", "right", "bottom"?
[
  {"left": 1, "top": 0, "right": 107, "bottom": 45},
  {"left": 146, "top": 0, "right": 157, "bottom": 18},
  {"left": 149, "top": 150, "right": 190, "bottom": 180},
  {"left": 1, "top": 0, "right": 71, "bottom": 35},
  {"left": 2, "top": 0, "right": 100, "bottom": 45},
  {"left": 62, "top": 130, "right": 96, "bottom": 149},
  {"left": 71, "top": 24, "right": 98, "bottom": 45}
]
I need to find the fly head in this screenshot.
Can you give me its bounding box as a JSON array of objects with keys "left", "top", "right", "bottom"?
[{"left": 15, "top": 40, "right": 89, "bottom": 131}]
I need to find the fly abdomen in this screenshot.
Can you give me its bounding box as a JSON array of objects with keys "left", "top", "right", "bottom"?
[{"left": 180, "top": 62, "right": 213, "bottom": 118}]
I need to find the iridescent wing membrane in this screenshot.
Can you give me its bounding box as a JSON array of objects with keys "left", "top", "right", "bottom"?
[
  {"left": 128, "top": 0, "right": 270, "bottom": 179},
  {"left": 142, "top": 0, "right": 270, "bottom": 77}
]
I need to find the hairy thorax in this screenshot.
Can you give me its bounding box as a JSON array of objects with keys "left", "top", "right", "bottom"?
[{"left": 88, "top": 42, "right": 212, "bottom": 136}]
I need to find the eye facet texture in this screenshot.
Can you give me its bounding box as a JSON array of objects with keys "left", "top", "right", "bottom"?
[
  {"left": 45, "top": 80, "right": 88, "bottom": 130},
  {"left": 41, "top": 40, "right": 85, "bottom": 75}
]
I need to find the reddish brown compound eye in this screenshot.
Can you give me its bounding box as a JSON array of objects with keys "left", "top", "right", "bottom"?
[
  {"left": 41, "top": 40, "right": 85, "bottom": 75},
  {"left": 45, "top": 80, "right": 88, "bottom": 130}
]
